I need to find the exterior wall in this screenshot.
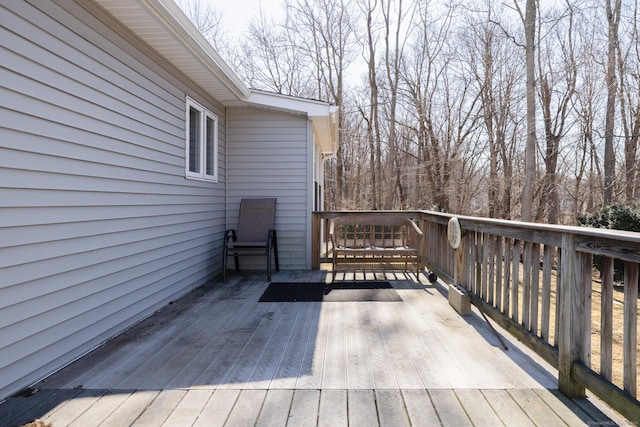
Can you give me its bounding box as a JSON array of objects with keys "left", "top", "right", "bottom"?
[
  {"left": 226, "top": 108, "right": 312, "bottom": 270},
  {"left": 0, "top": 1, "right": 226, "bottom": 400}
]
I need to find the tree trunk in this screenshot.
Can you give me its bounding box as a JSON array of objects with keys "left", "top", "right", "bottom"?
[
  {"left": 520, "top": 0, "right": 537, "bottom": 222},
  {"left": 604, "top": 0, "right": 621, "bottom": 205}
]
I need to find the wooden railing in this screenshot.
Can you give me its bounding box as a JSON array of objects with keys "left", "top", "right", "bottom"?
[{"left": 312, "top": 210, "right": 640, "bottom": 422}]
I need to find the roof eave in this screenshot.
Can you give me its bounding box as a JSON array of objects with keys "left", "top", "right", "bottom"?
[{"left": 94, "top": 0, "right": 250, "bottom": 102}]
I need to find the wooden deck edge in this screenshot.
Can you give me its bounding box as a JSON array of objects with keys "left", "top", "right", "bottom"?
[
  {"left": 466, "top": 294, "right": 639, "bottom": 424},
  {"left": 572, "top": 361, "right": 640, "bottom": 423}
]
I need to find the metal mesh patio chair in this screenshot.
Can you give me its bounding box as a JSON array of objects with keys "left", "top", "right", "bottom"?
[{"left": 222, "top": 198, "right": 279, "bottom": 282}]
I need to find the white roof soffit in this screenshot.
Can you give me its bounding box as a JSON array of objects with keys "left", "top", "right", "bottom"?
[
  {"left": 94, "top": 0, "right": 250, "bottom": 102},
  {"left": 238, "top": 90, "right": 340, "bottom": 154}
]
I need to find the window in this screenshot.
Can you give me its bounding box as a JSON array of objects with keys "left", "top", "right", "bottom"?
[{"left": 185, "top": 97, "right": 218, "bottom": 181}]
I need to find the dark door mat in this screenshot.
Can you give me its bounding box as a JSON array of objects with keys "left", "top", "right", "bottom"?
[{"left": 259, "top": 281, "right": 402, "bottom": 302}]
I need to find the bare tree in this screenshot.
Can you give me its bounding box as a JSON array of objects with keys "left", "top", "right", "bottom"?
[
  {"left": 535, "top": 1, "right": 577, "bottom": 224},
  {"left": 513, "top": 0, "right": 538, "bottom": 222},
  {"left": 467, "top": 4, "right": 523, "bottom": 219},
  {"left": 283, "top": 0, "right": 358, "bottom": 209},
  {"left": 604, "top": 0, "right": 622, "bottom": 205},
  {"left": 380, "top": 0, "right": 415, "bottom": 208},
  {"left": 237, "top": 12, "right": 315, "bottom": 96},
  {"left": 208, "top": 0, "right": 640, "bottom": 221},
  {"left": 175, "top": 0, "right": 229, "bottom": 53},
  {"left": 399, "top": 2, "right": 482, "bottom": 212},
  {"left": 616, "top": 0, "right": 640, "bottom": 202},
  {"left": 355, "top": 0, "right": 383, "bottom": 209}
]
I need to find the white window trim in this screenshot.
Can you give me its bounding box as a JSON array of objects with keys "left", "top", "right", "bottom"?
[{"left": 185, "top": 96, "right": 218, "bottom": 182}]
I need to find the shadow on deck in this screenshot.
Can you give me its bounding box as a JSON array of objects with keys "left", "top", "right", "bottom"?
[{"left": 0, "top": 269, "right": 632, "bottom": 426}]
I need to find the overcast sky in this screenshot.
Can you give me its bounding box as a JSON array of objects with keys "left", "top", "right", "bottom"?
[{"left": 207, "top": 0, "right": 283, "bottom": 37}]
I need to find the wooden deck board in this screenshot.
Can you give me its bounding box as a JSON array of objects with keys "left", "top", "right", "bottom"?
[
  {"left": 45, "top": 389, "right": 109, "bottom": 425},
  {"left": 318, "top": 389, "right": 348, "bottom": 427},
  {"left": 287, "top": 389, "right": 321, "bottom": 427},
  {"left": 347, "top": 389, "right": 379, "bottom": 427},
  {"left": 255, "top": 389, "right": 294, "bottom": 427},
  {"left": 454, "top": 388, "right": 505, "bottom": 426},
  {"left": 375, "top": 389, "right": 411, "bottom": 427},
  {"left": 100, "top": 390, "right": 159, "bottom": 427},
  {"left": 161, "top": 389, "right": 212, "bottom": 427},
  {"left": 192, "top": 389, "right": 240, "bottom": 427},
  {"left": 192, "top": 301, "right": 277, "bottom": 388},
  {"left": 217, "top": 302, "right": 293, "bottom": 389},
  {"left": 320, "top": 303, "right": 347, "bottom": 389},
  {"left": 0, "top": 271, "right": 631, "bottom": 426},
  {"left": 144, "top": 292, "right": 261, "bottom": 389},
  {"left": 509, "top": 388, "right": 568, "bottom": 426},
  {"left": 244, "top": 303, "right": 306, "bottom": 389},
  {"left": 344, "top": 302, "right": 374, "bottom": 389},
  {"left": 223, "top": 389, "right": 266, "bottom": 426},
  {"left": 534, "top": 389, "right": 596, "bottom": 427},
  {"left": 130, "top": 389, "right": 185, "bottom": 426},
  {"left": 269, "top": 302, "right": 320, "bottom": 389},
  {"left": 68, "top": 390, "right": 134, "bottom": 426},
  {"left": 359, "top": 303, "right": 400, "bottom": 389},
  {"left": 402, "top": 389, "right": 441, "bottom": 425},
  {"left": 481, "top": 389, "right": 536, "bottom": 427},
  {"left": 379, "top": 299, "right": 430, "bottom": 388},
  {"left": 429, "top": 389, "right": 474, "bottom": 427}
]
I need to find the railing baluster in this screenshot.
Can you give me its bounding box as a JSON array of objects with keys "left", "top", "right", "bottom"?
[
  {"left": 623, "top": 261, "right": 638, "bottom": 398},
  {"left": 467, "top": 232, "right": 475, "bottom": 291},
  {"left": 511, "top": 239, "right": 520, "bottom": 323},
  {"left": 555, "top": 248, "right": 562, "bottom": 347},
  {"left": 531, "top": 243, "right": 540, "bottom": 336},
  {"left": 471, "top": 231, "right": 482, "bottom": 295},
  {"left": 481, "top": 232, "right": 489, "bottom": 300},
  {"left": 488, "top": 235, "right": 496, "bottom": 306},
  {"left": 495, "top": 236, "right": 504, "bottom": 312},
  {"left": 601, "top": 256, "right": 614, "bottom": 381},
  {"left": 503, "top": 238, "right": 512, "bottom": 317},
  {"left": 541, "top": 245, "right": 554, "bottom": 343},
  {"left": 523, "top": 241, "right": 532, "bottom": 330}
]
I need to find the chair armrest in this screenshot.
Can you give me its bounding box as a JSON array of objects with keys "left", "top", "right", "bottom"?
[
  {"left": 405, "top": 219, "right": 423, "bottom": 236},
  {"left": 224, "top": 229, "right": 237, "bottom": 243},
  {"left": 328, "top": 218, "right": 340, "bottom": 241}
]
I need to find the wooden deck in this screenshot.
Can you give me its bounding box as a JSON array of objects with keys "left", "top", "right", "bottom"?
[{"left": 1, "top": 270, "right": 632, "bottom": 426}]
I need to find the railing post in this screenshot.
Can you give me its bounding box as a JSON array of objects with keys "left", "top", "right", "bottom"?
[
  {"left": 312, "top": 213, "right": 320, "bottom": 270},
  {"left": 558, "top": 233, "right": 591, "bottom": 397},
  {"left": 454, "top": 232, "right": 466, "bottom": 288}
]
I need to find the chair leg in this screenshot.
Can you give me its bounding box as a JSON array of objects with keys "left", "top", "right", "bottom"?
[
  {"left": 222, "top": 245, "right": 227, "bottom": 282},
  {"left": 332, "top": 256, "right": 336, "bottom": 283},
  {"left": 233, "top": 254, "right": 240, "bottom": 272}
]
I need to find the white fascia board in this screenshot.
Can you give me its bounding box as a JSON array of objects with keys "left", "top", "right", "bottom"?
[
  {"left": 245, "top": 90, "right": 339, "bottom": 153},
  {"left": 246, "top": 90, "right": 334, "bottom": 116}
]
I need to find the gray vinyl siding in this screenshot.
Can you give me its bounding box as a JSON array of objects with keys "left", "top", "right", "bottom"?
[
  {"left": 0, "top": 1, "right": 226, "bottom": 400},
  {"left": 226, "top": 108, "right": 312, "bottom": 270}
]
